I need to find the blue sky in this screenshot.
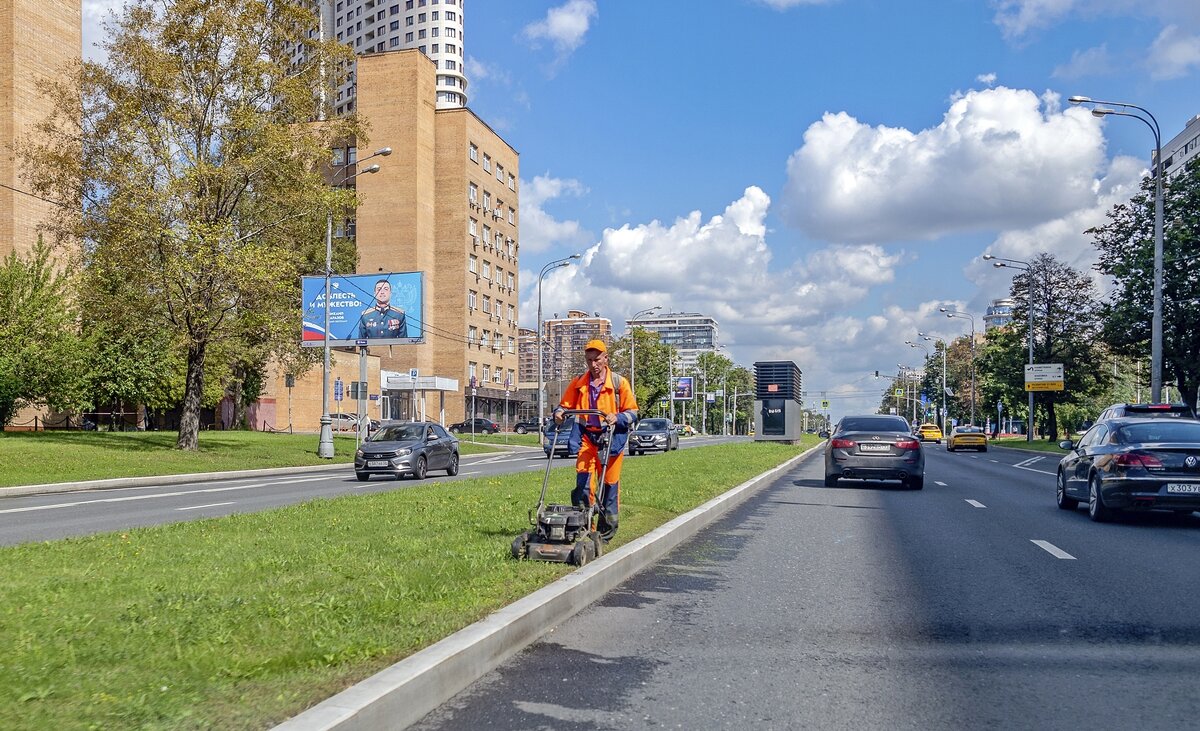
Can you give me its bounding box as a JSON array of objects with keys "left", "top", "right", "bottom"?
[{"left": 82, "top": 0, "right": 1200, "bottom": 420}]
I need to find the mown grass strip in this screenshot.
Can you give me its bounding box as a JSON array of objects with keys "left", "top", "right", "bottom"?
[
  {"left": 0, "top": 432, "right": 502, "bottom": 488},
  {"left": 0, "top": 438, "right": 813, "bottom": 730},
  {"left": 990, "top": 436, "right": 1070, "bottom": 454}
]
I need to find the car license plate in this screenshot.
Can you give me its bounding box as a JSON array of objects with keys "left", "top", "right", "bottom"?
[
  {"left": 859, "top": 443, "right": 890, "bottom": 452},
  {"left": 367, "top": 460, "right": 390, "bottom": 467},
  {"left": 1166, "top": 484, "right": 1200, "bottom": 493}
]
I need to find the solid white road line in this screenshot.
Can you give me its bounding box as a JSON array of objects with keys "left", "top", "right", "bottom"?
[
  {"left": 176, "top": 502, "right": 236, "bottom": 511},
  {"left": 935, "top": 481, "right": 948, "bottom": 486},
  {"left": 1031, "top": 539, "right": 1076, "bottom": 560},
  {"left": 966, "top": 499, "right": 987, "bottom": 508},
  {"left": 0, "top": 482, "right": 272, "bottom": 515}
]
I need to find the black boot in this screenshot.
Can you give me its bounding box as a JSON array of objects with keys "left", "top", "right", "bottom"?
[{"left": 598, "top": 512, "right": 618, "bottom": 542}]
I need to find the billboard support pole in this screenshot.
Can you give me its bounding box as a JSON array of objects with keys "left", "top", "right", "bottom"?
[
  {"left": 358, "top": 345, "right": 368, "bottom": 447},
  {"left": 318, "top": 210, "right": 335, "bottom": 458}
]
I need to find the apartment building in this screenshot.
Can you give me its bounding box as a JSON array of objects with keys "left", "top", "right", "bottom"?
[
  {"left": 629, "top": 311, "right": 719, "bottom": 372},
  {"left": 0, "top": 0, "right": 80, "bottom": 259},
  {"left": 1155, "top": 113, "right": 1200, "bottom": 183}
]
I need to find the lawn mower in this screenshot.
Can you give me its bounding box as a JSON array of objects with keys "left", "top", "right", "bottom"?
[{"left": 511, "top": 409, "right": 610, "bottom": 566}]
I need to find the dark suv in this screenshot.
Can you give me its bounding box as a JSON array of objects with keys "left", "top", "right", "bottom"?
[
  {"left": 512, "top": 418, "right": 543, "bottom": 434},
  {"left": 1095, "top": 403, "right": 1196, "bottom": 423},
  {"left": 447, "top": 417, "right": 500, "bottom": 434}
]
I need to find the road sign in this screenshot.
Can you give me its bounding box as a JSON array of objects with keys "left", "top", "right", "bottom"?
[
  {"left": 894, "top": 389, "right": 902, "bottom": 397},
  {"left": 1025, "top": 363, "right": 1064, "bottom": 391},
  {"left": 334, "top": 378, "right": 343, "bottom": 402},
  {"left": 821, "top": 400, "right": 829, "bottom": 409},
  {"left": 409, "top": 367, "right": 419, "bottom": 379}
]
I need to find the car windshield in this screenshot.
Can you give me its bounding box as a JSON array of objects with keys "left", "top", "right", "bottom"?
[
  {"left": 637, "top": 419, "right": 670, "bottom": 431},
  {"left": 1117, "top": 421, "right": 1200, "bottom": 443},
  {"left": 369, "top": 424, "right": 425, "bottom": 442},
  {"left": 840, "top": 417, "right": 909, "bottom": 433}
]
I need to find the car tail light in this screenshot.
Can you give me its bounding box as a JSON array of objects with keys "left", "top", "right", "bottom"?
[
  {"left": 1115, "top": 452, "right": 1163, "bottom": 469},
  {"left": 830, "top": 438, "right": 856, "bottom": 449},
  {"left": 895, "top": 438, "right": 921, "bottom": 450}
]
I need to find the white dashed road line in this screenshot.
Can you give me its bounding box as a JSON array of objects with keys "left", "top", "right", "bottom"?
[
  {"left": 965, "top": 499, "right": 986, "bottom": 508},
  {"left": 1031, "top": 539, "right": 1076, "bottom": 560},
  {"left": 935, "top": 481, "right": 948, "bottom": 486},
  {"left": 176, "top": 502, "right": 235, "bottom": 511}
]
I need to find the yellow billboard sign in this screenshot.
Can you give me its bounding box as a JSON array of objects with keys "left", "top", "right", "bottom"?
[{"left": 1025, "top": 363, "right": 1064, "bottom": 391}]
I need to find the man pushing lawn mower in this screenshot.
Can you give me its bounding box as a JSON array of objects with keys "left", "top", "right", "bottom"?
[{"left": 554, "top": 338, "right": 638, "bottom": 542}]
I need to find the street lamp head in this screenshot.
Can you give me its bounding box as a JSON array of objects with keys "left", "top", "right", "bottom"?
[
  {"left": 360, "top": 164, "right": 380, "bottom": 174},
  {"left": 1067, "top": 95, "right": 1090, "bottom": 105},
  {"left": 569, "top": 253, "right": 582, "bottom": 260},
  {"left": 1092, "top": 108, "right": 1113, "bottom": 118},
  {"left": 374, "top": 147, "right": 393, "bottom": 157},
  {"left": 982, "top": 254, "right": 995, "bottom": 260},
  {"left": 938, "top": 307, "right": 949, "bottom": 313},
  {"left": 993, "top": 261, "right": 1006, "bottom": 268}
]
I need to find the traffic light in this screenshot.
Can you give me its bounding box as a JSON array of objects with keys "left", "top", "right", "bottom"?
[{"left": 874, "top": 370, "right": 879, "bottom": 378}]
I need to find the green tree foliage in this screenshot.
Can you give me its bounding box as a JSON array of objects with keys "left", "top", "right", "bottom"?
[
  {"left": 1090, "top": 158, "right": 1200, "bottom": 411},
  {"left": 610, "top": 328, "right": 675, "bottom": 408},
  {"left": 23, "top": 0, "right": 360, "bottom": 449},
  {"left": 0, "top": 238, "right": 89, "bottom": 425},
  {"left": 976, "top": 254, "right": 1109, "bottom": 440}
]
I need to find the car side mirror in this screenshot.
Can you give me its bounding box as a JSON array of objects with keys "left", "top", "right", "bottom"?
[{"left": 1058, "top": 440, "right": 1073, "bottom": 450}]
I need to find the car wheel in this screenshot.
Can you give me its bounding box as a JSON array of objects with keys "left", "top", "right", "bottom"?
[
  {"left": 450, "top": 427, "right": 461, "bottom": 434},
  {"left": 511, "top": 531, "right": 530, "bottom": 560},
  {"left": 356, "top": 473, "right": 370, "bottom": 482},
  {"left": 980, "top": 446, "right": 988, "bottom": 452},
  {"left": 1056, "top": 470, "right": 1079, "bottom": 510},
  {"left": 1088, "top": 473, "right": 1114, "bottom": 522},
  {"left": 824, "top": 473, "right": 839, "bottom": 487},
  {"left": 515, "top": 426, "right": 527, "bottom": 434},
  {"left": 413, "top": 455, "right": 428, "bottom": 480},
  {"left": 446, "top": 451, "right": 459, "bottom": 476},
  {"left": 907, "top": 476, "right": 924, "bottom": 490}
]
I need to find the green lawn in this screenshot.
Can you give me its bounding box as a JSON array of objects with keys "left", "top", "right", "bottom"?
[
  {"left": 990, "top": 436, "right": 1071, "bottom": 454},
  {"left": 0, "top": 437, "right": 816, "bottom": 730},
  {"left": 0, "top": 431, "right": 503, "bottom": 488}
]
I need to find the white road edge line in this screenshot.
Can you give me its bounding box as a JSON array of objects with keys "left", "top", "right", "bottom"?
[
  {"left": 176, "top": 502, "right": 236, "bottom": 511},
  {"left": 1014, "top": 465, "right": 1058, "bottom": 476},
  {"left": 966, "top": 499, "right": 986, "bottom": 508},
  {"left": 1031, "top": 539, "right": 1076, "bottom": 560}
]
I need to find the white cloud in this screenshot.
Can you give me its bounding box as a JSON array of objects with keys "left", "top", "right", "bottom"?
[
  {"left": 1147, "top": 25, "right": 1200, "bottom": 79},
  {"left": 992, "top": 0, "right": 1078, "bottom": 39},
  {"left": 976, "top": 72, "right": 998, "bottom": 86},
  {"left": 779, "top": 86, "right": 1105, "bottom": 244},
  {"left": 518, "top": 175, "right": 592, "bottom": 254},
  {"left": 523, "top": 0, "right": 598, "bottom": 60},
  {"left": 1051, "top": 44, "right": 1114, "bottom": 79},
  {"left": 83, "top": 0, "right": 123, "bottom": 60}
]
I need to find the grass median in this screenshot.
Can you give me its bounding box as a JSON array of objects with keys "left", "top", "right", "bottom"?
[
  {"left": 0, "top": 437, "right": 815, "bottom": 730},
  {"left": 0, "top": 431, "right": 504, "bottom": 488},
  {"left": 989, "top": 436, "right": 1070, "bottom": 454}
]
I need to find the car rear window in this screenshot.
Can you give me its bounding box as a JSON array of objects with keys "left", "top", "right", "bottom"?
[
  {"left": 955, "top": 426, "right": 983, "bottom": 433},
  {"left": 1117, "top": 421, "right": 1200, "bottom": 443},
  {"left": 1114, "top": 404, "right": 1194, "bottom": 418},
  {"left": 840, "top": 417, "right": 909, "bottom": 433}
]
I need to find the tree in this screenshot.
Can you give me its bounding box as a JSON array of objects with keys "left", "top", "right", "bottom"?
[
  {"left": 23, "top": 0, "right": 360, "bottom": 449},
  {"left": 1090, "top": 158, "right": 1200, "bottom": 411},
  {"left": 0, "top": 238, "right": 89, "bottom": 425},
  {"left": 976, "top": 254, "right": 1110, "bottom": 440},
  {"left": 609, "top": 328, "right": 674, "bottom": 409}
]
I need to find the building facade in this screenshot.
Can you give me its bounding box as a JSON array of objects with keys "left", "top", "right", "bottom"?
[
  {"left": 0, "top": 0, "right": 80, "bottom": 259},
  {"left": 984, "top": 297, "right": 1015, "bottom": 331},
  {"left": 541, "top": 310, "right": 611, "bottom": 382},
  {"left": 349, "top": 49, "right": 517, "bottom": 424},
  {"left": 1155, "top": 113, "right": 1200, "bottom": 183},
  {"left": 629, "top": 311, "right": 719, "bottom": 372}
]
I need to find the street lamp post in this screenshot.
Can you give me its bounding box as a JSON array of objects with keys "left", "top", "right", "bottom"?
[
  {"left": 628, "top": 305, "right": 662, "bottom": 402},
  {"left": 939, "top": 307, "right": 977, "bottom": 425},
  {"left": 536, "top": 254, "right": 581, "bottom": 424},
  {"left": 1069, "top": 95, "right": 1163, "bottom": 403},
  {"left": 318, "top": 148, "right": 390, "bottom": 459},
  {"left": 918, "top": 332, "right": 947, "bottom": 433},
  {"left": 905, "top": 340, "right": 930, "bottom": 423},
  {"left": 983, "top": 254, "right": 1036, "bottom": 442}
]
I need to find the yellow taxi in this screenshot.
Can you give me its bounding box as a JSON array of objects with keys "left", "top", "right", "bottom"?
[
  {"left": 946, "top": 425, "right": 988, "bottom": 452},
  {"left": 916, "top": 423, "right": 943, "bottom": 443}
]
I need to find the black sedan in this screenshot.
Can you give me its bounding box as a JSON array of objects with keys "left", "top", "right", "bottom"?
[
  {"left": 629, "top": 418, "right": 679, "bottom": 455},
  {"left": 447, "top": 417, "right": 499, "bottom": 435},
  {"left": 1056, "top": 417, "right": 1200, "bottom": 522},
  {"left": 824, "top": 414, "right": 925, "bottom": 489},
  {"left": 354, "top": 421, "right": 460, "bottom": 481},
  {"left": 512, "top": 418, "right": 542, "bottom": 434}
]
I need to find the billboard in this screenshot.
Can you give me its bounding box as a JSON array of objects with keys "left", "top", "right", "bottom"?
[
  {"left": 302, "top": 272, "right": 424, "bottom": 347},
  {"left": 1024, "top": 363, "right": 1064, "bottom": 391},
  {"left": 672, "top": 376, "right": 694, "bottom": 401}
]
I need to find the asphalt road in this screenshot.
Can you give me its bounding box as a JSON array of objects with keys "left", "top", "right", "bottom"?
[
  {"left": 410, "top": 444, "right": 1200, "bottom": 730},
  {"left": 0, "top": 435, "right": 736, "bottom": 546}
]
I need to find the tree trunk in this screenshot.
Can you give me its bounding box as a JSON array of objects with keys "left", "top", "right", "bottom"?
[
  {"left": 177, "top": 342, "right": 206, "bottom": 450},
  {"left": 1047, "top": 399, "right": 1059, "bottom": 441}
]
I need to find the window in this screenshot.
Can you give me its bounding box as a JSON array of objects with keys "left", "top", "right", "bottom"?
[
  {"left": 445, "top": 27, "right": 456, "bottom": 38},
  {"left": 418, "top": 12, "right": 426, "bottom": 22},
  {"left": 480, "top": 331, "right": 489, "bottom": 349},
  {"left": 468, "top": 182, "right": 477, "bottom": 204},
  {"left": 496, "top": 163, "right": 504, "bottom": 181},
  {"left": 507, "top": 272, "right": 514, "bottom": 290},
  {"left": 331, "top": 147, "right": 345, "bottom": 165},
  {"left": 418, "top": 29, "right": 426, "bottom": 39},
  {"left": 445, "top": 59, "right": 457, "bottom": 70},
  {"left": 447, "top": 11, "right": 457, "bottom": 20},
  {"left": 493, "top": 369, "right": 502, "bottom": 384},
  {"left": 431, "top": 27, "right": 439, "bottom": 37},
  {"left": 508, "top": 207, "right": 515, "bottom": 224},
  {"left": 506, "top": 240, "right": 514, "bottom": 258},
  {"left": 482, "top": 261, "right": 491, "bottom": 280},
  {"left": 390, "top": 20, "right": 399, "bottom": 29},
  {"left": 468, "top": 326, "right": 477, "bottom": 344},
  {"left": 482, "top": 225, "right": 490, "bottom": 243},
  {"left": 405, "top": 31, "right": 413, "bottom": 42},
  {"left": 494, "top": 230, "right": 503, "bottom": 248},
  {"left": 482, "top": 191, "right": 491, "bottom": 209},
  {"left": 432, "top": 44, "right": 439, "bottom": 54},
  {"left": 468, "top": 254, "right": 477, "bottom": 273},
  {"left": 507, "top": 304, "right": 515, "bottom": 322},
  {"left": 418, "top": 44, "right": 425, "bottom": 54},
  {"left": 406, "top": 15, "right": 413, "bottom": 25},
  {"left": 468, "top": 143, "right": 477, "bottom": 162},
  {"left": 468, "top": 217, "right": 477, "bottom": 235},
  {"left": 468, "top": 361, "right": 476, "bottom": 380},
  {"left": 347, "top": 146, "right": 357, "bottom": 163},
  {"left": 482, "top": 154, "right": 491, "bottom": 172},
  {"left": 431, "top": 10, "right": 438, "bottom": 19},
  {"left": 495, "top": 266, "right": 503, "bottom": 283},
  {"left": 468, "top": 290, "right": 477, "bottom": 309},
  {"left": 508, "top": 173, "right": 515, "bottom": 191},
  {"left": 390, "top": 4, "right": 399, "bottom": 14},
  {"left": 482, "top": 295, "right": 491, "bottom": 314},
  {"left": 483, "top": 365, "right": 491, "bottom": 382},
  {"left": 446, "top": 43, "right": 456, "bottom": 54}
]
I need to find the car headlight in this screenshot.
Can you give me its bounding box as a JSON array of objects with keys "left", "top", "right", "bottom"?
[
  {"left": 395, "top": 448, "right": 412, "bottom": 457},
  {"left": 355, "top": 449, "right": 364, "bottom": 458}
]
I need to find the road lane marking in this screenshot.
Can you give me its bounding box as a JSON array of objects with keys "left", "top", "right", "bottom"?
[
  {"left": 935, "top": 481, "right": 948, "bottom": 486},
  {"left": 461, "top": 471, "right": 482, "bottom": 475},
  {"left": 176, "top": 502, "right": 235, "bottom": 511},
  {"left": 966, "top": 499, "right": 986, "bottom": 508},
  {"left": 1031, "top": 539, "right": 1076, "bottom": 560},
  {"left": 0, "top": 482, "right": 273, "bottom": 515}
]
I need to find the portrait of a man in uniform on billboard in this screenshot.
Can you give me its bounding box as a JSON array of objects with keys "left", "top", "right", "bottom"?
[{"left": 357, "top": 278, "right": 408, "bottom": 339}]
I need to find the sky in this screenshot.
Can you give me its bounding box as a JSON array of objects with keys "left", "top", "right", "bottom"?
[{"left": 80, "top": 0, "right": 1200, "bottom": 422}]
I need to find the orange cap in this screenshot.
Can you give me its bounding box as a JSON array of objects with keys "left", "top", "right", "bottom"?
[{"left": 584, "top": 339, "right": 607, "bottom": 353}]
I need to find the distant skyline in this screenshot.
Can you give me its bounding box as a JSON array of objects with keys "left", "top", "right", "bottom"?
[{"left": 80, "top": 0, "right": 1200, "bottom": 419}]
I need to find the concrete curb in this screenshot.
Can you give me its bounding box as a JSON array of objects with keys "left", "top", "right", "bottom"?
[{"left": 273, "top": 443, "right": 822, "bottom": 731}]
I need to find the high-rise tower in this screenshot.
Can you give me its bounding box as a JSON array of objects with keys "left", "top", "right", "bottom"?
[{"left": 0, "top": 0, "right": 82, "bottom": 258}]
